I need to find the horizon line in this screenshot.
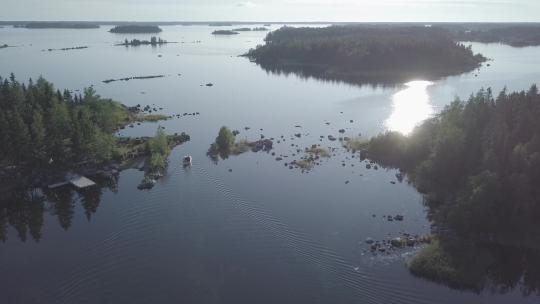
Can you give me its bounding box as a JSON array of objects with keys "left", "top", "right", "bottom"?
[{"left": 1, "top": 20, "right": 540, "bottom": 24}]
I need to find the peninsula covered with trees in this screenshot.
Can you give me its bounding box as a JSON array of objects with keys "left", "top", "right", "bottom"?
[
  {"left": 362, "top": 86, "right": 540, "bottom": 290},
  {"left": 245, "top": 26, "right": 487, "bottom": 84},
  {"left": 0, "top": 75, "right": 189, "bottom": 188},
  {"left": 109, "top": 25, "right": 162, "bottom": 33}
]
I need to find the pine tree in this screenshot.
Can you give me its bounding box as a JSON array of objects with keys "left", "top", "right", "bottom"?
[{"left": 30, "top": 111, "right": 46, "bottom": 162}]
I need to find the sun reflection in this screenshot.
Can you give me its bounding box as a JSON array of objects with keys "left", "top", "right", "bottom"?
[{"left": 385, "top": 80, "right": 434, "bottom": 135}]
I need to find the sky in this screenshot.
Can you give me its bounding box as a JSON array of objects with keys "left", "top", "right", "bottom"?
[{"left": 1, "top": 0, "right": 539, "bottom": 22}]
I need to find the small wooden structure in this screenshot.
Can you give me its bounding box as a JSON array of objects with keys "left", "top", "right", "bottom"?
[
  {"left": 48, "top": 175, "right": 96, "bottom": 189},
  {"left": 69, "top": 176, "right": 96, "bottom": 189}
]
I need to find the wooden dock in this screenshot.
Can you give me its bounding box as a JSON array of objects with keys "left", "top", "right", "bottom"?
[
  {"left": 48, "top": 181, "right": 70, "bottom": 189},
  {"left": 48, "top": 175, "right": 96, "bottom": 189},
  {"left": 69, "top": 176, "right": 96, "bottom": 189}
]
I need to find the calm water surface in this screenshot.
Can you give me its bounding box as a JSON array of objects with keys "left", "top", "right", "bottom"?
[{"left": 1, "top": 25, "right": 540, "bottom": 303}]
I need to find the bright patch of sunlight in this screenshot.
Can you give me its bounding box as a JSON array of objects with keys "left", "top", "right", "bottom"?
[{"left": 385, "top": 80, "right": 434, "bottom": 135}]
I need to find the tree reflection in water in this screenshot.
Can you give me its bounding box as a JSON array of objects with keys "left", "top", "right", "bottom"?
[
  {"left": 0, "top": 174, "right": 118, "bottom": 243},
  {"left": 410, "top": 224, "right": 540, "bottom": 296}
]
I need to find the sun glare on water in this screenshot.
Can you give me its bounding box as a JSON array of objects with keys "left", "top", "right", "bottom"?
[{"left": 385, "top": 80, "right": 434, "bottom": 135}]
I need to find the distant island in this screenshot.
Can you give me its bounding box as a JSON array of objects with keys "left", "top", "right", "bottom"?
[
  {"left": 109, "top": 25, "right": 162, "bottom": 33},
  {"left": 361, "top": 85, "right": 540, "bottom": 290},
  {"left": 117, "top": 37, "right": 175, "bottom": 46},
  {"left": 17, "top": 22, "right": 99, "bottom": 29},
  {"left": 232, "top": 27, "right": 269, "bottom": 32},
  {"left": 212, "top": 30, "right": 239, "bottom": 35},
  {"left": 245, "top": 26, "right": 487, "bottom": 84},
  {"left": 0, "top": 44, "right": 8, "bottom": 49}
]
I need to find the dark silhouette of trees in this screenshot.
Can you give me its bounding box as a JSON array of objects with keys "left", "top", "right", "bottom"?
[
  {"left": 369, "top": 86, "right": 540, "bottom": 237},
  {"left": 367, "top": 86, "right": 540, "bottom": 293},
  {"left": 0, "top": 75, "right": 130, "bottom": 168}
]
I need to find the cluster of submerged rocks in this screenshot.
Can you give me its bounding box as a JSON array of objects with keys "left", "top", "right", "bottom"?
[
  {"left": 383, "top": 214, "right": 404, "bottom": 222},
  {"left": 128, "top": 103, "right": 201, "bottom": 117},
  {"left": 223, "top": 116, "right": 402, "bottom": 180},
  {"left": 122, "top": 104, "right": 201, "bottom": 129},
  {"left": 128, "top": 103, "right": 164, "bottom": 114},
  {"left": 365, "top": 233, "right": 434, "bottom": 254},
  {"left": 248, "top": 139, "right": 273, "bottom": 152},
  {"left": 172, "top": 112, "right": 200, "bottom": 118}
]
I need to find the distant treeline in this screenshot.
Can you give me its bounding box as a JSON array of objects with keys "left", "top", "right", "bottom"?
[
  {"left": 232, "top": 27, "right": 269, "bottom": 32},
  {"left": 209, "top": 23, "right": 233, "bottom": 27},
  {"left": 109, "top": 25, "right": 162, "bottom": 33},
  {"left": 17, "top": 22, "right": 99, "bottom": 29},
  {"left": 212, "top": 30, "right": 239, "bottom": 35},
  {"left": 452, "top": 26, "right": 540, "bottom": 47},
  {"left": 246, "top": 26, "right": 486, "bottom": 82}
]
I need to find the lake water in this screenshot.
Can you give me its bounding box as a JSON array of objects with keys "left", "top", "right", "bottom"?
[{"left": 1, "top": 25, "right": 540, "bottom": 303}]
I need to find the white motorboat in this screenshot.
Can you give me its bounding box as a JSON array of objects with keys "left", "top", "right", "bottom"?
[{"left": 183, "top": 155, "right": 193, "bottom": 166}]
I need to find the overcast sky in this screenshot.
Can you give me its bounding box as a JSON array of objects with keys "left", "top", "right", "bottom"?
[{"left": 2, "top": 0, "right": 539, "bottom": 22}]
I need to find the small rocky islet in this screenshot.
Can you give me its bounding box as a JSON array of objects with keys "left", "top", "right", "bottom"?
[{"left": 42, "top": 46, "right": 89, "bottom": 52}]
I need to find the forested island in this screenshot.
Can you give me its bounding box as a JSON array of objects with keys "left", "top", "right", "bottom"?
[
  {"left": 361, "top": 86, "right": 540, "bottom": 291},
  {"left": 0, "top": 44, "right": 8, "bottom": 49},
  {"left": 245, "top": 26, "right": 487, "bottom": 84},
  {"left": 17, "top": 22, "right": 99, "bottom": 29},
  {"left": 118, "top": 37, "right": 174, "bottom": 46},
  {"left": 0, "top": 75, "right": 189, "bottom": 190},
  {"left": 212, "top": 30, "right": 239, "bottom": 35},
  {"left": 109, "top": 25, "right": 162, "bottom": 33}
]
